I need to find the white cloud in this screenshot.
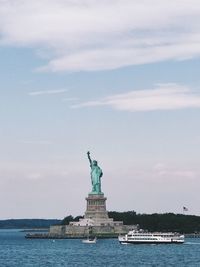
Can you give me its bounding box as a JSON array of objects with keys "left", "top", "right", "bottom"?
[
  {"left": 0, "top": 161, "right": 86, "bottom": 181},
  {"left": 62, "top": 97, "right": 78, "bottom": 102},
  {"left": 152, "top": 163, "right": 197, "bottom": 180},
  {"left": 27, "top": 172, "right": 43, "bottom": 181},
  {"left": 71, "top": 83, "right": 200, "bottom": 112},
  {"left": 1, "top": 1, "right": 200, "bottom": 71},
  {"left": 29, "top": 89, "right": 68, "bottom": 96},
  {"left": 19, "top": 140, "right": 52, "bottom": 145}
]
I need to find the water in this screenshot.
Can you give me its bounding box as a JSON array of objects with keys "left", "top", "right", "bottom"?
[{"left": 0, "top": 230, "right": 200, "bottom": 267}]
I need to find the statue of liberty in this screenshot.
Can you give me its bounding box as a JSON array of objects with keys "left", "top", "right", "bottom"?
[{"left": 87, "top": 151, "right": 103, "bottom": 194}]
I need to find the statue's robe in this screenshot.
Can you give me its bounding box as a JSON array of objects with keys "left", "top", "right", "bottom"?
[{"left": 91, "top": 164, "right": 103, "bottom": 193}]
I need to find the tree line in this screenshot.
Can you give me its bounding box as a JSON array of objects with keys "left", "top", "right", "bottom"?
[
  {"left": 108, "top": 211, "right": 200, "bottom": 233},
  {"left": 61, "top": 211, "right": 200, "bottom": 233}
]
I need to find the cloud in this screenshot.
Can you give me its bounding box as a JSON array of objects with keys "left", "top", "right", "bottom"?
[
  {"left": 28, "top": 89, "right": 68, "bottom": 96},
  {"left": 71, "top": 83, "right": 200, "bottom": 112},
  {"left": 0, "top": 161, "right": 86, "bottom": 181},
  {"left": 62, "top": 97, "right": 78, "bottom": 102},
  {"left": 152, "top": 163, "right": 197, "bottom": 180},
  {"left": 27, "top": 172, "right": 43, "bottom": 181},
  {"left": 1, "top": 1, "right": 200, "bottom": 71},
  {"left": 19, "top": 140, "right": 52, "bottom": 145}
]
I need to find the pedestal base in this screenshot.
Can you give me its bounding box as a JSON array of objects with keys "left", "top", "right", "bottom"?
[{"left": 85, "top": 193, "right": 109, "bottom": 220}]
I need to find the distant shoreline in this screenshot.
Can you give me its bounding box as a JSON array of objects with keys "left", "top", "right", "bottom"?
[
  {"left": 0, "top": 219, "right": 61, "bottom": 229},
  {"left": 20, "top": 228, "right": 49, "bottom": 232}
]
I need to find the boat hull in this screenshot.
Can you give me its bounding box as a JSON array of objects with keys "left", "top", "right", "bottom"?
[
  {"left": 119, "top": 240, "right": 184, "bottom": 244},
  {"left": 82, "top": 237, "right": 97, "bottom": 244}
]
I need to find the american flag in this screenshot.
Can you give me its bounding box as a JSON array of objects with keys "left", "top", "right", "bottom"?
[{"left": 183, "top": 206, "right": 188, "bottom": 211}]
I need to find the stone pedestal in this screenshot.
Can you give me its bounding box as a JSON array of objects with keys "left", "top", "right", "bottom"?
[
  {"left": 85, "top": 193, "right": 109, "bottom": 220},
  {"left": 83, "top": 193, "right": 115, "bottom": 226}
]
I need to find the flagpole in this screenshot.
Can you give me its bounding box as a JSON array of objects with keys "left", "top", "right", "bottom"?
[{"left": 183, "top": 206, "right": 188, "bottom": 215}]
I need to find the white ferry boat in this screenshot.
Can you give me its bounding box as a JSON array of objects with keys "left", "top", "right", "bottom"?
[{"left": 118, "top": 230, "right": 184, "bottom": 244}]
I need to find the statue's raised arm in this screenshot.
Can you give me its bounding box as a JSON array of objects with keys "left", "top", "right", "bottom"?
[{"left": 87, "top": 151, "right": 92, "bottom": 167}]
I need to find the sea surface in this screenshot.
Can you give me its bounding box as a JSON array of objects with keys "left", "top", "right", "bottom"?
[{"left": 0, "top": 230, "right": 200, "bottom": 267}]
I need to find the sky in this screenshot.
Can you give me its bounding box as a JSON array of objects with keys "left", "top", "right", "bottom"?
[{"left": 0, "top": 0, "right": 200, "bottom": 219}]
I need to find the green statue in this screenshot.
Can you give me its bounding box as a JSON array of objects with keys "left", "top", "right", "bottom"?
[{"left": 87, "top": 151, "right": 103, "bottom": 194}]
